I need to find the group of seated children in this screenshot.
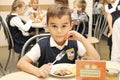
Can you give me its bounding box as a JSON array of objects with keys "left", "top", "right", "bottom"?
[
  {"left": 7, "top": 0, "right": 100, "bottom": 78},
  {"left": 17, "top": 3, "right": 100, "bottom": 78}
]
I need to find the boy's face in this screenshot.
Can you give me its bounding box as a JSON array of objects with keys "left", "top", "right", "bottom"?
[
  {"left": 75, "top": 6, "right": 83, "bottom": 13},
  {"left": 107, "top": 0, "right": 115, "bottom": 3},
  {"left": 31, "top": 0, "right": 38, "bottom": 10},
  {"left": 47, "top": 15, "right": 72, "bottom": 46},
  {"left": 99, "top": 0, "right": 104, "bottom": 3}
]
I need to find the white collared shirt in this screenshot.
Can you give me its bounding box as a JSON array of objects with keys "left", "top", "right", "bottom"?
[
  {"left": 50, "top": 37, "right": 68, "bottom": 50},
  {"left": 26, "top": 36, "right": 86, "bottom": 63},
  {"left": 10, "top": 13, "right": 32, "bottom": 36},
  {"left": 93, "top": 2, "right": 104, "bottom": 14},
  {"left": 71, "top": 9, "right": 88, "bottom": 22},
  {"left": 105, "top": 0, "right": 119, "bottom": 13}
]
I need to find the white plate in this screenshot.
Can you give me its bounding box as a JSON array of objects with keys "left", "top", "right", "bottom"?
[{"left": 50, "top": 63, "right": 76, "bottom": 77}]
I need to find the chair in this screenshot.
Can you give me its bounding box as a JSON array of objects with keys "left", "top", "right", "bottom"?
[
  {"left": 0, "top": 15, "right": 16, "bottom": 72},
  {"left": 19, "top": 33, "right": 50, "bottom": 59},
  {"left": 72, "top": 19, "right": 86, "bottom": 35},
  {"left": 0, "top": 62, "right": 6, "bottom": 75},
  {"left": 87, "top": 14, "right": 108, "bottom": 55},
  {"left": 92, "top": 14, "right": 100, "bottom": 27}
]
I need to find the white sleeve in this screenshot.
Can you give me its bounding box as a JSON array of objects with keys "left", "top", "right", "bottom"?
[
  {"left": 24, "top": 7, "right": 36, "bottom": 16},
  {"left": 10, "top": 16, "right": 32, "bottom": 31},
  {"left": 25, "top": 43, "right": 41, "bottom": 63},
  {"left": 97, "top": 4, "right": 103, "bottom": 9},
  {"left": 105, "top": 0, "right": 119, "bottom": 14},
  {"left": 77, "top": 40, "right": 86, "bottom": 56},
  {"left": 71, "top": 9, "right": 78, "bottom": 20}
]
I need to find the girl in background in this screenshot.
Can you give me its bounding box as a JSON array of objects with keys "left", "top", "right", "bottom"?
[
  {"left": 24, "top": 0, "right": 45, "bottom": 33},
  {"left": 24, "top": 0, "right": 40, "bottom": 16},
  {"left": 6, "top": 0, "right": 35, "bottom": 53},
  {"left": 93, "top": 0, "right": 105, "bottom": 14}
]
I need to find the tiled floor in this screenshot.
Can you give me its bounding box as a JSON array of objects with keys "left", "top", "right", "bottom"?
[{"left": 0, "top": 36, "right": 110, "bottom": 77}]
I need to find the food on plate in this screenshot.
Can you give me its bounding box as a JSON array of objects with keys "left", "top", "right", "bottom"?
[
  {"left": 54, "top": 67, "right": 72, "bottom": 76},
  {"left": 50, "top": 64, "right": 76, "bottom": 77},
  {"left": 71, "top": 65, "right": 76, "bottom": 74}
]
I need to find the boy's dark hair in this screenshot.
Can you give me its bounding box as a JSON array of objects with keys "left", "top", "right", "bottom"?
[
  {"left": 46, "top": 4, "right": 71, "bottom": 24},
  {"left": 55, "top": 0, "right": 68, "bottom": 6}
]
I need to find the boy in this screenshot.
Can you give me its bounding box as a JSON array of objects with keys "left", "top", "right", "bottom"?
[
  {"left": 17, "top": 4, "right": 100, "bottom": 78},
  {"left": 71, "top": 0, "right": 89, "bottom": 37},
  {"left": 71, "top": 0, "right": 88, "bottom": 22},
  {"left": 24, "top": 0, "right": 39, "bottom": 16}
]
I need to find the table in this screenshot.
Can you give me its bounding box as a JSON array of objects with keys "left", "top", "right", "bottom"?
[
  {"left": 20, "top": 16, "right": 49, "bottom": 34},
  {"left": 0, "top": 71, "right": 75, "bottom": 80},
  {"left": 32, "top": 22, "right": 45, "bottom": 35},
  {"left": 0, "top": 61, "right": 120, "bottom": 80}
]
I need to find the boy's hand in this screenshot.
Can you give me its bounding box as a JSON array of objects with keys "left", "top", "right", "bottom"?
[
  {"left": 29, "top": 14, "right": 35, "bottom": 21},
  {"left": 37, "top": 63, "right": 51, "bottom": 78},
  {"left": 108, "top": 31, "right": 112, "bottom": 38},
  {"left": 64, "top": 30, "right": 82, "bottom": 40}
]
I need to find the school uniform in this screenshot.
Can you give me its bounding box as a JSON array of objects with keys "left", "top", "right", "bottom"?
[
  {"left": 105, "top": 0, "right": 120, "bottom": 62},
  {"left": 24, "top": 7, "right": 45, "bottom": 33},
  {"left": 26, "top": 36, "right": 86, "bottom": 67},
  {"left": 71, "top": 9, "right": 89, "bottom": 37},
  {"left": 93, "top": 2, "right": 104, "bottom": 14},
  {"left": 7, "top": 13, "right": 33, "bottom": 53},
  {"left": 71, "top": 9, "right": 88, "bottom": 22}
]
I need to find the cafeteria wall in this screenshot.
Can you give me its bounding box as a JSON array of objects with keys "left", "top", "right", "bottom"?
[{"left": 0, "top": 0, "right": 93, "bottom": 47}]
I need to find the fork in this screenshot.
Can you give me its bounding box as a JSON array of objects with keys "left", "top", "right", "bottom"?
[{"left": 51, "top": 50, "right": 66, "bottom": 65}]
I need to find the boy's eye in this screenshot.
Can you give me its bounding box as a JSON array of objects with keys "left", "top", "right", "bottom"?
[
  {"left": 52, "top": 25, "right": 57, "bottom": 28},
  {"left": 62, "top": 25, "right": 67, "bottom": 28}
]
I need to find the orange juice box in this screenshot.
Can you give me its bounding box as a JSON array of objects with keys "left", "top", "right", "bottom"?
[{"left": 76, "top": 60, "right": 106, "bottom": 80}]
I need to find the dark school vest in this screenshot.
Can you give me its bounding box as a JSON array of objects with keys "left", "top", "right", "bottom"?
[
  {"left": 108, "top": 0, "right": 120, "bottom": 24},
  {"left": 37, "top": 37, "right": 78, "bottom": 67},
  {"left": 7, "top": 15, "right": 31, "bottom": 53}
]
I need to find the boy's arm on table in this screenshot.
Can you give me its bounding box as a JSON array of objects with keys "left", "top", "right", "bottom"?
[{"left": 17, "top": 56, "right": 51, "bottom": 78}]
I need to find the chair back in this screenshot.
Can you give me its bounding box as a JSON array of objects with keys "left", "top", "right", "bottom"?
[
  {"left": 0, "top": 15, "right": 15, "bottom": 71},
  {"left": 0, "top": 15, "right": 14, "bottom": 50},
  {"left": 93, "top": 14, "right": 108, "bottom": 41},
  {"left": 20, "top": 33, "right": 50, "bottom": 58},
  {"left": 72, "top": 19, "right": 86, "bottom": 35},
  {"left": 92, "top": 14, "right": 100, "bottom": 26}
]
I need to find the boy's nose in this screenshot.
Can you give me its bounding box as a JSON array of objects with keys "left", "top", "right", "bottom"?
[{"left": 57, "top": 28, "right": 62, "bottom": 33}]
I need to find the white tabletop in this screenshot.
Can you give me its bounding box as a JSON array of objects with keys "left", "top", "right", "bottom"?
[
  {"left": 0, "top": 61, "right": 120, "bottom": 80},
  {"left": 20, "top": 16, "right": 45, "bottom": 28},
  {"left": 32, "top": 22, "right": 45, "bottom": 28},
  {"left": 0, "top": 71, "right": 75, "bottom": 80}
]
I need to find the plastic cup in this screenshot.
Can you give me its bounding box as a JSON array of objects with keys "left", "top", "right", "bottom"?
[{"left": 106, "top": 68, "right": 119, "bottom": 80}]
